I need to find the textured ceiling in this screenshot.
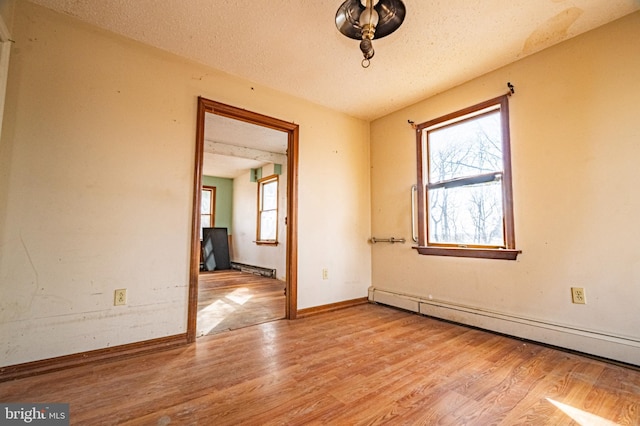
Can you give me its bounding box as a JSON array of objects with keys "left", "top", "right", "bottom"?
[
  {"left": 28, "top": 0, "right": 639, "bottom": 120},
  {"left": 202, "top": 114, "right": 288, "bottom": 179}
]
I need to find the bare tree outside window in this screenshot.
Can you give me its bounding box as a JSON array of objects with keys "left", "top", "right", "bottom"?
[{"left": 427, "top": 109, "right": 503, "bottom": 246}]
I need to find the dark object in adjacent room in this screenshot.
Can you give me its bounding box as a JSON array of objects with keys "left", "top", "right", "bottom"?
[{"left": 202, "top": 227, "right": 231, "bottom": 271}]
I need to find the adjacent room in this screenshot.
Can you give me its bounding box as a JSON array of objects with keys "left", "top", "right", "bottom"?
[
  {"left": 196, "top": 111, "right": 288, "bottom": 336},
  {"left": 1, "top": 0, "right": 639, "bottom": 424}
]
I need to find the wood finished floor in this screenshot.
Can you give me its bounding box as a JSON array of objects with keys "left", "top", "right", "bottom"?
[
  {"left": 197, "top": 270, "right": 285, "bottom": 336},
  {"left": 1, "top": 304, "right": 639, "bottom": 425}
]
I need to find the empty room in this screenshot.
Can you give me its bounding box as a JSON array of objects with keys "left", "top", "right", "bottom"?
[{"left": 1, "top": 1, "right": 639, "bottom": 424}]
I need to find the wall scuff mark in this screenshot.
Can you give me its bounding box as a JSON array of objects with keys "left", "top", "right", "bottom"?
[{"left": 20, "top": 232, "right": 39, "bottom": 311}]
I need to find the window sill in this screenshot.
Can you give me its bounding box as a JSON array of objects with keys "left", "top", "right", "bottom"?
[
  {"left": 255, "top": 241, "right": 278, "bottom": 246},
  {"left": 414, "top": 246, "right": 521, "bottom": 260}
]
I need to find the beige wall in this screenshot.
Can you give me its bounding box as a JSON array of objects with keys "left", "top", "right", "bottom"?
[
  {"left": 0, "top": 0, "right": 15, "bottom": 33},
  {"left": 370, "top": 12, "right": 640, "bottom": 364},
  {"left": 0, "top": 2, "right": 371, "bottom": 366},
  {"left": 232, "top": 162, "right": 288, "bottom": 280}
]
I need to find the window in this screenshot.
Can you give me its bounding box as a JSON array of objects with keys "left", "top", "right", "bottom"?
[
  {"left": 257, "top": 175, "right": 278, "bottom": 244},
  {"left": 415, "top": 95, "right": 520, "bottom": 260},
  {"left": 201, "top": 186, "right": 216, "bottom": 232}
]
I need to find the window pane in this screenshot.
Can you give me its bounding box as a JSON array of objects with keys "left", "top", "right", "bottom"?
[
  {"left": 429, "top": 110, "right": 502, "bottom": 183},
  {"left": 259, "top": 210, "right": 277, "bottom": 240},
  {"left": 428, "top": 180, "right": 504, "bottom": 246},
  {"left": 201, "top": 189, "right": 211, "bottom": 214},
  {"left": 262, "top": 181, "right": 277, "bottom": 210},
  {"left": 201, "top": 215, "right": 211, "bottom": 229}
]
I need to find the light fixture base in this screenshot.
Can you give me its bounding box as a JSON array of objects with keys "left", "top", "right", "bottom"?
[
  {"left": 336, "top": 0, "right": 405, "bottom": 67},
  {"left": 335, "top": 0, "right": 406, "bottom": 40}
]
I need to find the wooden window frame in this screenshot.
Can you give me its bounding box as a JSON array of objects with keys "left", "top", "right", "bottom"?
[
  {"left": 414, "top": 94, "right": 521, "bottom": 260},
  {"left": 256, "top": 174, "right": 278, "bottom": 245},
  {"left": 201, "top": 186, "right": 216, "bottom": 233}
]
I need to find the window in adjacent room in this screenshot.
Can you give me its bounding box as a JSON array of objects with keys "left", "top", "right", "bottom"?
[
  {"left": 415, "top": 94, "right": 520, "bottom": 260},
  {"left": 257, "top": 175, "right": 278, "bottom": 244},
  {"left": 201, "top": 186, "right": 216, "bottom": 232}
]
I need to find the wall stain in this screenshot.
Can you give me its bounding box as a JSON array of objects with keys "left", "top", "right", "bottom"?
[{"left": 522, "top": 7, "right": 584, "bottom": 56}]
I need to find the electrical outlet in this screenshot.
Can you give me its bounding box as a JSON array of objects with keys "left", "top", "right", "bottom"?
[
  {"left": 322, "top": 268, "right": 328, "bottom": 280},
  {"left": 571, "top": 287, "right": 586, "bottom": 304},
  {"left": 114, "top": 289, "right": 127, "bottom": 306}
]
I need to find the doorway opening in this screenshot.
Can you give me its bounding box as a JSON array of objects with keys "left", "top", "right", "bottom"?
[{"left": 187, "top": 98, "right": 298, "bottom": 342}]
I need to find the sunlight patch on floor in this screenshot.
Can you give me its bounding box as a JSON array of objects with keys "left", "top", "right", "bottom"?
[
  {"left": 196, "top": 288, "right": 255, "bottom": 336},
  {"left": 197, "top": 299, "right": 235, "bottom": 336},
  {"left": 547, "top": 398, "right": 619, "bottom": 426},
  {"left": 196, "top": 275, "right": 285, "bottom": 337},
  {"left": 226, "top": 287, "right": 253, "bottom": 305}
]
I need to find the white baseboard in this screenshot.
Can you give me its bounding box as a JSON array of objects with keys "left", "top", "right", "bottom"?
[{"left": 369, "top": 288, "right": 640, "bottom": 366}]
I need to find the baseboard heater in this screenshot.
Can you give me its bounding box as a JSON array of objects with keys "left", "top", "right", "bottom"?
[
  {"left": 230, "top": 262, "right": 276, "bottom": 278},
  {"left": 368, "top": 287, "right": 640, "bottom": 367}
]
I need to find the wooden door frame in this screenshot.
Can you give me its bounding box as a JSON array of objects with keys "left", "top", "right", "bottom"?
[{"left": 187, "top": 97, "right": 299, "bottom": 342}]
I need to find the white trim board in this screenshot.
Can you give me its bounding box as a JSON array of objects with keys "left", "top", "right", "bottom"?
[{"left": 369, "top": 287, "right": 640, "bottom": 366}]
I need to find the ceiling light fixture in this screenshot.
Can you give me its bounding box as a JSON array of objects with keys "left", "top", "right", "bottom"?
[{"left": 335, "top": 0, "right": 406, "bottom": 68}]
